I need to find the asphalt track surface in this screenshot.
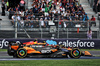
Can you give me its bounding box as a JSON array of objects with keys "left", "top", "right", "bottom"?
[{"left": 0, "top": 51, "right": 100, "bottom": 61}]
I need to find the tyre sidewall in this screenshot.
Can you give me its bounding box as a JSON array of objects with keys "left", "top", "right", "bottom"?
[
  {"left": 17, "top": 48, "right": 27, "bottom": 58},
  {"left": 70, "top": 49, "right": 81, "bottom": 58}
]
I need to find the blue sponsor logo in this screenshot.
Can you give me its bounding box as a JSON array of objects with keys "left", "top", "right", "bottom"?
[{"left": 46, "top": 40, "right": 57, "bottom": 45}]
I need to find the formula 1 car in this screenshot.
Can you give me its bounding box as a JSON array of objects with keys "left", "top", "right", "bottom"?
[{"left": 7, "top": 41, "right": 92, "bottom": 58}]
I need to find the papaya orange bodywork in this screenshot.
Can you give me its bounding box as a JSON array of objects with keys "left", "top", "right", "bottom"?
[
  {"left": 11, "top": 46, "right": 19, "bottom": 50},
  {"left": 37, "top": 43, "right": 46, "bottom": 45},
  {"left": 84, "top": 51, "right": 92, "bottom": 56},
  {"left": 67, "top": 48, "right": 72, "bottom": 51},
  {"left": 62, "top": 54, "right": 66, "bottom": 56},
  {"left": 23, "top": 47, "right": 41, "bottom": 54},
  {"left": 51, "top": 49, "right": 57, "bottom": 52}
]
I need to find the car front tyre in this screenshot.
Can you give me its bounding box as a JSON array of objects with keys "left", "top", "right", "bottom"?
[{"left": 69, "top": 48, "right": 81, "bottom": 59}]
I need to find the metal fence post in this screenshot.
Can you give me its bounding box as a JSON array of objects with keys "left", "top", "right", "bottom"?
[
  {"left": 39, "top": 20, "right": 42, "bottom": 39},
  {"left": 0, "top": 21, "right": 1, "bottom": 29},
  {"left": 27, "top": 0, "right": 28, "bottom": 9},
  {"left": 99, "top": 20, "right": 100, "bottom": 38},
  {"left": 58, "top": 20, "right": 59, "bottom": 38},
  {"left": 41, "top": 28, "right": 43, "bottom": 39},
  {"left": 15, "top": 20, "right": 17, "bottom": 38},
  {"left": 88, "top": 21, "right": 89, "bottom": 30},
  {"left": 67, "top": 28, "right": 68, "bottom": 39},
  {"left": 97, "top": 28, "right": 99, "bottom": 39}
]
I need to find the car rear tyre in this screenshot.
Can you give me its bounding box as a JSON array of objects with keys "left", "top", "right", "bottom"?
[
  {"left": 17, "top": 48, "right": 27, "bottom": 58},
  {"left": 7, "top": 46, "right": 14, "bottom": 56}
]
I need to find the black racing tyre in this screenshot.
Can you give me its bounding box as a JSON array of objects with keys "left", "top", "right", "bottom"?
[
  {"left": 7, "top": 46, "right": 12, "bottom": 56},
  {"left": 17, "top": 48, "right": 27, "bottom": 58},
  {"left": 51, "top": 54, "right": 57, "bottom": 58},
  {"left": 69, "top": 49, "right": 81, "bottom": 59},
  {"left": 13, "top": 52, "right": 18, "bottom": 58},
  {"left": 69, "top": 54, "right": 74, "bottom": 58}
]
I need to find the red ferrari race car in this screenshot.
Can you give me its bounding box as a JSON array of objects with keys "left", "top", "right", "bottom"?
[{"left": 7, "top": 40, "right": 93, "bottom": 58}]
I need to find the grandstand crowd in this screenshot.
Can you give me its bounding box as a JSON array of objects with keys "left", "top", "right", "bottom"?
[{"left": 2, "top": 0, "right": 96, "bottom": 28}]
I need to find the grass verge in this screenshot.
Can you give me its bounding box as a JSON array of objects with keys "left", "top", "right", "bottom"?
[
  {"left": 0, "top": 59, "right": 100, "bottom": 66},
  {"left": 0, "top": 49, "right": 7, "bottom": 52},
  {"left": 80, "top": 49, "right": 100, "bottom": 51}
]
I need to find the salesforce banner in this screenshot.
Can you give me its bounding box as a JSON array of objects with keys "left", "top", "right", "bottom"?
[{"left": 0, "top": 39, "right": 100, "bottom": 49}]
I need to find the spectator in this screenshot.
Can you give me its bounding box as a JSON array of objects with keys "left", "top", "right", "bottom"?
[
  {"left": 83, "top": 14, "right": 89, "bottom": 21},
  {"left": 6, "top": 1, "right": 9, "bottom": 11},
  {"left": 79, "top": 15, "right": 86, "bottom": 27},
  {"left": 66, "top": 0, "right": 70, "bottom": 6},
  {"left": 97, "top": 0, "right": 100, "bottom": 12},
  {"left": 16, "top": 14, "right": 21, "bottom": 29},
  {"left": 8, "top": 0, "right": 89, "bottom": 28},
  {"left": 30, "top": 18, "right": 34, "bottom": 28},
  {"left": 20, "top": 0, "right": 25, "bottom": 11},
  {"left": 17, "top": 5, "right": 21, "bottom": 11},
  {"left": 90, "top": 15, "right": 96, "bottom": 26},
  {"left": 39, "top": 10, "right": 44, "bottom": 16},
  {"left": 41, "top": 1, "right": 46, "bottom": 12},
  {"left": 34, "top": 18, "right": 39, "bottom": 28},
  {"left": 79, "top": 16, "right": 83, "bottom": 21},
  {"left": 44, "top": 5, "right": 49, "bottom": 16},
  {"left": 48, "top": 18, "right": 54, "bottom": 27},
  {"left": 27, "top": 14, "right": 31, "bottom": 20},
  {"left": 31, "top": 14, "right": 35, "bottom": 19},
  {"left": 19, "top": 10, "right": 24, "bottom": 19},
  {"left": 40, "top": 18, "right": 45, "bottom": 28},
  {"left": 11, "top": 14, "right": 16, "bottom": 26},
  {"left": 93, "top": 0, "right": 99, "bottom": 13},
  {"left": 24, "top": 18, "right": 30, "bottom": 28},
  {"left": 33, "top": 5, "right": 36, "bottom": 13},
  {"left": 58, "top": 20, "right": 63, "bottom": 28},
  {"left": 75, "top": 1, "right": 80, "bottom": 6},
  {"left": 1, "top": 0, "right": 5, "bottom": 16},
  {"left": 8, "top": 8, "right": 15, "bottom": 19},
  {"left": 87, "top": 28, "right": 92, "bottom": 39},
  {"left": 20, "top": 19, "right": 24, "bottom": 27},
  {"left": 75, "top": 15, "right": 79, "bottom": 21},
  {"left": 44, "top": 18, "right": 49, "bottom": 27},
  {"left": 13, "top": 6, "right": 17, "bottom": 11},
  {"left": 63, "top": 21, "right": 67, "bottom": 28},
  {"left": 56, "top": 1, "right": 61, "bottom": 11},
  {"left": 13, "top": 5, "right": 20, "bottom": 11},
  {"left": 28, "top": 9, "right": 33, "bottom": 15},
  {"left": 60, "top": 7, "right": 65, "bottom": 13},
  {"left": 24, "top": 9, "right": 29, "bottom": 17}
]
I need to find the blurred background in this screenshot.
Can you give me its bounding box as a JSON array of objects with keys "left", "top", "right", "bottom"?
[{"left": 0, "top": 0, "right": 100, "bottom": 39}]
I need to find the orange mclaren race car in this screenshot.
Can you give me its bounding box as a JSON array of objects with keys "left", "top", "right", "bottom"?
[{"left": 7, "top": 41, "right": 92, "bottom": 58}]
